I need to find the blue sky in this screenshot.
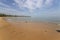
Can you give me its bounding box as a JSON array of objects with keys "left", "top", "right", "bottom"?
[{"left": 0, "top": 0, "right": 60, "bottom": 17}]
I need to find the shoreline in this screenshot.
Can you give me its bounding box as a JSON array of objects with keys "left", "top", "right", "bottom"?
[{"left": 2, "top": 17, "right": 60, "bottom": 24}]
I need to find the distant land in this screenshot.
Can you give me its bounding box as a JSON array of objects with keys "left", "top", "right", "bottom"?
[{"left": 0, "top": 13, "right": 31, "bottom": 17}]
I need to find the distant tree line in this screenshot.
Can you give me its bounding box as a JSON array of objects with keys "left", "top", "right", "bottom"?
[
  {"left": 0, "top": 13, "right": 31, "bottom": 17},
  {"left": 0, "top": 13, "right": 16, "bottom": 17}
]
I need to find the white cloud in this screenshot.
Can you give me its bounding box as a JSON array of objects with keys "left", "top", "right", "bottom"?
[
  {"left": 14, "top": 0, "right": 54, "bottom": 10},
  {"left": 23, "top": 0, "right": 44, "bottom": 9},
  {"left": 45, "top": 0, "right": 54, "bottom": 7},
  {"left": 14, "top": 0, "right": 43, "bottom": 9}
]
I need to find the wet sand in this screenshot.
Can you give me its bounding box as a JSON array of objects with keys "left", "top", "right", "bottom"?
[{"left": 0, "top": 17, "right": 60, "bottom": 40}]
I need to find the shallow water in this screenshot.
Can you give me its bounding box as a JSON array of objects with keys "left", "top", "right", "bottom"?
[{"left": 4, "top": 17, "right": 60, "bottom": 24}]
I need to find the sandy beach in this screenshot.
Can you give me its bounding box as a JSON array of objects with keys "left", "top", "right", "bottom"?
[{"left": 0, "top": 17, "right": 60, "bottom": 40}]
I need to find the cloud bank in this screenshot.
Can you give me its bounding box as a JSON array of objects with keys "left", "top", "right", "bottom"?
[
  {"left": 14, "top": 0, "right": 54, "bottom": 10},
  {"left": 0, "top": 0, "right": 59, "bottom": 13}
]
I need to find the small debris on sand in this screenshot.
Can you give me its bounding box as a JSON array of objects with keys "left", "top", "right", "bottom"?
[{"left": 56, "top": 30, "right": 60, "bottom": 32}]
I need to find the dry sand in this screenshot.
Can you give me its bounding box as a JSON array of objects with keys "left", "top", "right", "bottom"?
[{"left": 0, "top": 17, "right": 60, "bottom": 40}]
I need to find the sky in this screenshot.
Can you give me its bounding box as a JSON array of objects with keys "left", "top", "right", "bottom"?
[{"left": 0, "top": 0, "right": 60, "bottom": 17}]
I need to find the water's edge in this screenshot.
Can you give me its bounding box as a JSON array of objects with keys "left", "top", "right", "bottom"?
[{"left": 4, "top": 17, "right": 60, "bottom": 24}]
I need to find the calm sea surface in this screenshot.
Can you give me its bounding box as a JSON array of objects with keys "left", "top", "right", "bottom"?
[{"left": 4, "top": 17, "right": 60, "bottom": 24}]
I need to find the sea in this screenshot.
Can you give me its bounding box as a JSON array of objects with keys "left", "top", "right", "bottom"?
[{"left": 4, "top": 17, "right": 60, "bottom": 24}]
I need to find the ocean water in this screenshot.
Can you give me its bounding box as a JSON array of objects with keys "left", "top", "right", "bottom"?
[{"left": 4, "top": 17, "right": 60, "bottom": 24}]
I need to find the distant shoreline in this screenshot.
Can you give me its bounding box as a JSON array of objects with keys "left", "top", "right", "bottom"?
[{"left": 0, "top": 13, "right": 31, "bottom": 17}]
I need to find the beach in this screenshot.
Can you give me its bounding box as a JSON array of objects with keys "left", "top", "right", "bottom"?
[{"left": 0, "top": 17, "right": 60, "bottom": 40}]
